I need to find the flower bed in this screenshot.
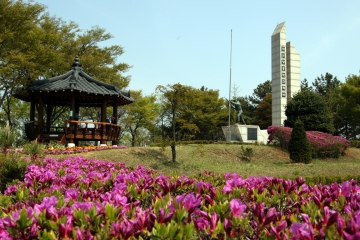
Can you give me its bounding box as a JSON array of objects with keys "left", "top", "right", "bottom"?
[
  {"left": 1, "top": 157, "right": 360, "bottom": 239},
  {"left": 43, "top": 145, "right": 128, "bottom": 155},
  {"left": 0, "top": 145, "right": 128, "bottom": 156},
  {"left": 267, "top": 126, "right": 351, "bottom": 158}
]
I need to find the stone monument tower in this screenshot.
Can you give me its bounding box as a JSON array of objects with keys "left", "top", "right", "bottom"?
[{"left": 271, "top": 22, "right": 301, "bottom": 126}]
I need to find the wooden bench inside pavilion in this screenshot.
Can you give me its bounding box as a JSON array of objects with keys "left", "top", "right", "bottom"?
[{"left": 14, "top": 56, "right": 134, "bottom": 147}]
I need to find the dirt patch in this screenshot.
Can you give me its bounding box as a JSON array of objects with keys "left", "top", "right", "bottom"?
[
  {"left": 255, "top": 147, "right": 289, "bottom": 161},
  {"left": 344, "top": 148, "right": 360, "bottom": 159}
]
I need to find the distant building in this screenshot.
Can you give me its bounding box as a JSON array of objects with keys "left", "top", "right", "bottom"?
[{"left": 271, "top": 22, "right": 300, "bottom": 126}]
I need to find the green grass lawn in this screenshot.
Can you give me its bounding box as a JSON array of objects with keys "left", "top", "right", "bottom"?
[{"left": 54, "top": 144, "right": 360, "bottom": 179}]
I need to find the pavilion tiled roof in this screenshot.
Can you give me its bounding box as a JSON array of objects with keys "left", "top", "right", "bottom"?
[{"left": 14, "top": 57, "right": 134, "bottom": 106}]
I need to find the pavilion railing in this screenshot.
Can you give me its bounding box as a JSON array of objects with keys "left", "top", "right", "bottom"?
[
  {"left": 24, "top": 121, "right": 38, "bottom": 141},
  {"left": 24, "top": 120, "right": 121, "bottom": 142},
  {"left": 64, "top": 120, "right": 121, "bottom": 141}
]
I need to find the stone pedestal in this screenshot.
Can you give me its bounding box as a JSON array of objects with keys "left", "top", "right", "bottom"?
[
  {"left": 222, "top": 124, "right": 269, "bottom": 144},
  {"left": 67, "top": 143, "right": 75, "bottom": 148}
]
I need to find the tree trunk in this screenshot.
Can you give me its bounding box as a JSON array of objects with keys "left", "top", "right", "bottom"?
[
  {"left": 171, "top": 141, "right": 176, "bottom": 162},
  {"left": 171, "top": 109, "right": 176, "bottom": 162},
  {"left": 131, "top": 134, "right": 135, "bottom": 147}
]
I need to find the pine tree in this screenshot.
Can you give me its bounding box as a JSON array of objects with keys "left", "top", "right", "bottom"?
[
  {"left": 288, "top": 119, "right": 312, "bottom": 164},
  {"left": 284, "top": 90, "right": 334, "bottom": 133}
]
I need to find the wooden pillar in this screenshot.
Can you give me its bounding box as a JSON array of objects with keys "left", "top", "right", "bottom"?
[
  {"left": 101, "top": 98, "right": 107, "bottom": 122},
  {"left": 46, "top": 102, "right": 52, "bottom": 133},
  {"left": 75, "top": 101, "right": 80, "bottom": 120},
  {"left": 112, "top": 100, "right": 118, "bottom": 145},
  {"left": 70, "top": 95, "right": 76, "bottom": 120},
  {"left": 30, "top": 101, "right": 35, "bottom": 121},
  {"left": 69, "top": 95, "right": 76, "bottom": 144},
  {"left": 100, "top": 98, "right": 107, "bottom": 144},
  {"left": 112, "top": 101, "right": 118, "bottom": 122},
  {"left": 38, "top": 96, "right": 44, "bottom": 140}
]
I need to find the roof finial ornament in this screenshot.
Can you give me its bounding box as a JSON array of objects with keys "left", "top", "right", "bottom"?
[{"left": 71, "top": 56, "right": 82, "bottom": 69}]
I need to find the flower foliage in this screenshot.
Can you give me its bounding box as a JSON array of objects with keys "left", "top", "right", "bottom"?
[
  {"left": 267, "top": 126, "right": 351, "bottom": 158},
  {"left": 1, "top": 157, "right": 360, "bottom": 239}
]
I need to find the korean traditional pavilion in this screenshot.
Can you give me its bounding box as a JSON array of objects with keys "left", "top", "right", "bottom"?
[{"left": 13, "top": 56, "right": 134, "bottom": 147}]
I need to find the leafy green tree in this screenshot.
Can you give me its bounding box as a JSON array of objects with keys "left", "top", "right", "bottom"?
[
  {"left": 30, "top": 18, "right": 131, "bottom": 126},
  {"left": 288, "top": 119, "right": 312, "bottom": 163},
  {"left": 248, "top": 80, "right": 272, "bottom": 105},
  {"left": 1, "top": 0, "right": 132, "bottom": 141},
  {"left": 284, "top": 90, "right": 334, "bottom": 133},
  {"left": 119, "top": 91, "right": 159, "bottom": 147},
  {"left": 301, "top": 79, "right": 313, "bottom": 91},
  {"left": 244, "top": 80, "right": 271, "bottom": 127},
  {"left": 313, "top": 73, "right": 341, "bottom": 96},
  {"left": 312, "top": 73, "right": 342, "bottom": 135},
  {"left": 156, "top": 83, "right": 192, "bottom": 162},
  {"left": 339, "top": 74, "right": 360, "bottom": 139},
  {"left": 178, "top": 87, "right": 228, "bottom": 140},
  {"left": 31, "top": 14, "right": 131, "bottom": 88},
  {"left": 253, "top": 93, "right": 272, "bottom": 129},
  {"left": 0, "top": 0, "right": 45, "bottom": 108}
]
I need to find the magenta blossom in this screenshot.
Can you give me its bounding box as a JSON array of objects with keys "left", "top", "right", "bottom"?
[{"left": 229, "top": 199, "right": 247, "bottom": 217}]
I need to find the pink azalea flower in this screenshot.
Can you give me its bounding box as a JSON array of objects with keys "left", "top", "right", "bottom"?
[
  {"left": 229, "top": 199, "right": 247, "bottom": 217},
  {"left": 4, "top": 185, "right": 17, "bottom": 195},
  {"left": 65, "top": 188, "right": 79, "bottom": 201}
]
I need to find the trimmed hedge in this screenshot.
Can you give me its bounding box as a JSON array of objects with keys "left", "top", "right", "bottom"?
[
  {"left": 150, "top": 140, "right": 214, "bottom": 147},
  {"left": 301, "top": 175, "right": 360, "bottom": 187},
  {"left": 351, "top": 140, "right": 360, "bottom": 148},
  {"left": 150, "top": 140, "right": 259, "bottom": 147}
]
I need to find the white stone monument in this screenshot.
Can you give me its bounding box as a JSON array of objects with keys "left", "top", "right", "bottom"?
[
  {"left": 271, "top": 21, "right": 300, "bottom": 126},
  {"left": 222, "top": 124, "right": 269, "bottom": 144}
]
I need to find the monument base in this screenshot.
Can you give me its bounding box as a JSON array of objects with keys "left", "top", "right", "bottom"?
[
  {"left": 222, "top": 124, "right": 269, "bottom": 144},
  {"left": 67, "top": 143, "right": 75, "bottom": 148}
]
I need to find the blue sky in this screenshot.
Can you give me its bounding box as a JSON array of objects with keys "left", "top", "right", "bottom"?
[{"left": 34, "top": 0, "right": 360, "bottom": 99}]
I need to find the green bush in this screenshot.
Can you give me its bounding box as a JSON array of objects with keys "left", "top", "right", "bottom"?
[
  {"left": 351, "top": 140, "right": 360, "bottom": 148},
  {"left": 0, "top": 194, "right": 13, "bottom": 212},
  {"left": 288, "top": 119, "right": 312, "bottom": 164},
  {"left": 0, "top": 154, "right": 30, "bottom": 193},
  {"left": 239, "top": 146, "right": 254, "bottom": 161},
  {"left": 0, "top": 124, "right": 16, "bottom": 154},
  {"left": 23, "top": 142, "right": 44, "bottom": 159},
  {"left": 301, "top": 175, "right": 360, "bottom": 186},
  {"left": 268, "top": 126, "right": 350, "bottom": 159}
]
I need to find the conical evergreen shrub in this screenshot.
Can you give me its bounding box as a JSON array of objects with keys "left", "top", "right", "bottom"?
[{"left": 288, "top": 119, "right": 312, "bottom": 163}]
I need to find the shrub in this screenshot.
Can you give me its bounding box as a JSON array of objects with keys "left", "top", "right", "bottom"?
[
  {"left": 267, "top": 125, "right": 291, "bottom": 149},
  {"left": 288, "top": 120, "right": 312, "bottom": 163},
  {"left": 306, "top": 131, "right": 351, "bottom": 158},
  {"left": 351, "top": 140, "right": 360, "bottom": 148},
  {"left": 23, "top": 142, "right": 44, "bottom": 159},
  {"left": 268, "top": 125, "right": 350, "bottom": 159},
  {"left": 301, "top": 175, "right": 360, "bottom": 186},
  {"left": 0, "top": 123, "right": 16, "bottom": 154},
  {"left": 239, "top": 146, "right": 254, "bottom": 161},
  {"left": 0, "top": 194, "right": 13, "bottom": 209},
  {"left": 0, "top": 155, "right": 30, "bottom": 193}
]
